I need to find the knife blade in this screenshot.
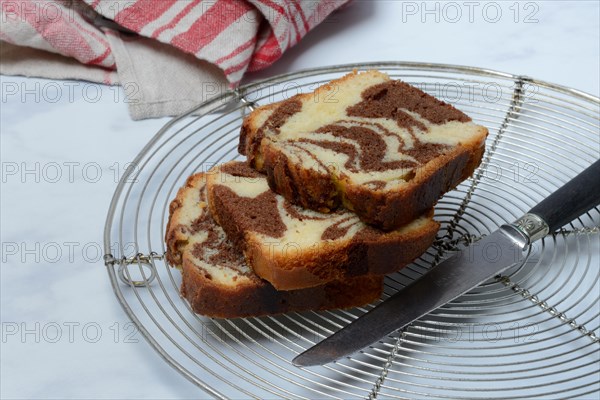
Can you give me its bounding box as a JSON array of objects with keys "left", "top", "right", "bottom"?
[{"left": 293, "top": 159, "right": 600, "bottom": 367}]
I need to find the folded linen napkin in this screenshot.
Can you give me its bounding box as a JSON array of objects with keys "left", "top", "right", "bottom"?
[{"left": 0, "top": 0, "right": 349, "bottom": 119}]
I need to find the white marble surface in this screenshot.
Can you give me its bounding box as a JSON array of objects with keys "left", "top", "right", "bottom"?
[{"left": 1, "top": 1, "right": 599, "bottom": 399}]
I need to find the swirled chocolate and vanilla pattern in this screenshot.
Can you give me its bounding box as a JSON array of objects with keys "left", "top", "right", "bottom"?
[
  {"left": 164, "top": 173, "right": 384, "bottom": 318},
  {"left": 248, "top": 71, "right": 484, "bottom": 190},
  {"left": 206, "top": 162, "right": 439, "bottom": 290},
  {"left": 240, "top": 70, "right": 487, "bottom": 229},
  {"left": 165, "top": 174, "right": 253, "bottom": 284}
]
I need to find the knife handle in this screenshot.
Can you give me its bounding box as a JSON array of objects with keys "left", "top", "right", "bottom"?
[{"left": 520, "top": 159, "right": 600, "bottom": 240}]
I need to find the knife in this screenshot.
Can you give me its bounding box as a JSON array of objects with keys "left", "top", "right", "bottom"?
[{"left": 293, "top": 159, "right": 600, "bottom": 367}]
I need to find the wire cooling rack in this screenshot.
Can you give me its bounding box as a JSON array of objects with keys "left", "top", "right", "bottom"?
[{"left": 103, "top": 62, "right": 600, "bottom": 399}]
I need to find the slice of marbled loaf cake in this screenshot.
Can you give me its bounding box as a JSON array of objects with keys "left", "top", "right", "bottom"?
[
  {"left": 205, "top": 162, "right": 439, "bottom": 291},
  {"left": 239, "top": 70, "right": 488, "bottom": 230},
  {"left": 165, "top": 173, "right": 383, "bottom": 318}
]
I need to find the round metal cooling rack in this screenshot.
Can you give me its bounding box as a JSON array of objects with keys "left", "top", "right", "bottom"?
[{"left": 104, "top": 62, "right": 600, "bottom": 399}]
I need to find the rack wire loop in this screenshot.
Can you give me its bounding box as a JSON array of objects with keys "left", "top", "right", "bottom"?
[
  {"left": 105, "top": 252, "right": 163, "bottom": 287},
  {"left": 233, "top": 88, "right": 258, "bottom": 112}
]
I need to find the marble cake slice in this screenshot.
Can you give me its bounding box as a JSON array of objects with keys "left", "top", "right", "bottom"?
[
  {"left": 239, "top": 70, "right": 488, "bottom": 230},
  {"left": 205, "top": 161, "right": 439, "bottom": 291},
  {"left": 165, "top": 172, "right": 383, "bottom": 318}
]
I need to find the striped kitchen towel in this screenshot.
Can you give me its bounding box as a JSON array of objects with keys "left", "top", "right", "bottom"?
[{"left": 0, "top": 0, "right": 350, "bottom": 119}]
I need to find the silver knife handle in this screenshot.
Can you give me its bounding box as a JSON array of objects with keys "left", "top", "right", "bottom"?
[
  {"left": 507, "top": 159, "right": 600, "bottom": 247},
  {"left": 509, "top": 213, "right": 550, "bottom": 246}
]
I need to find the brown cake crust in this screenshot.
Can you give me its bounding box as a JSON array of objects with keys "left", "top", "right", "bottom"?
[
  {"left": 180, "top": 258, "right": 383, "bottom": 318},
  {"left": 239, "top": 70, "right": 488, "bottom": 230},
  {"left": 165, "top": 173, "right": 383, "bottom": 318},
  {"left": 206, "top": 162, "right": 440, "bottom": 291}
]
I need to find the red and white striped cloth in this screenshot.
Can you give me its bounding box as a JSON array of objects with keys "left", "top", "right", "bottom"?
[{"left": 0, "top": 0, "right": 349, "bottom": 118}]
